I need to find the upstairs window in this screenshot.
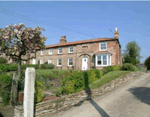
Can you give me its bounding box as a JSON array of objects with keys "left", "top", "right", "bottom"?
[
  {"left": 41, "top": 50, "right": 45, "bottom": 55},
  {"left": 69, "top": 46, "right": 73, "bottom": 53},
  {"left": 99, "top": 42, "right": 107, "bottom": 51},
  {"left": 68, "top": 58, "right": 73, "bottom": 66},
  {"left": 58, "top": 48, "right": 62, "bottom": 54},
  {"left": 49, "top": 49, "right": 53, "bottom": 55}
]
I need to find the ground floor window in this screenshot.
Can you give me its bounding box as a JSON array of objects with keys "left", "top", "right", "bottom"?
[
  {"left": 68, "top": 58, "right": 73, "bottom": 66},
  {"left": 96, "top": 54, "right": 111, "bottom": 66},
  {"left": 57, "top": 59, "right": 62, "bottom": 66},
  {"left": 32, "top": 58, "right": 36, "bottom": 65},
  {"left": 40, "top": 60, "right": 44, "bottom": 64},
  {"left": 48, "top": 59, "right": 52, "bottom": 64}
]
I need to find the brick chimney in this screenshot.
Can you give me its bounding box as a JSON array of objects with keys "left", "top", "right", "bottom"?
[
  {"left": 60, "top": 36, "right": 67, "bottom": 43},
  {"left": 114, "top": 27, "right": 119, "bottom": 39}
]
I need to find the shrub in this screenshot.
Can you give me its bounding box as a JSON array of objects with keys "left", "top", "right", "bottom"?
[
  {"left": 112, "top": 65, "right": 121, "bottom": 71},
  {"left": 0, "top": 57, "right": 7, "bottom": 64},
  {"left": 102, "top": 66, "right": 113, "bottom": 75},
  {"left": 43, "top": 64, "right": 55, "bottom": 69},
  {"left": 0, "top": 64, "right": 17, "bottom": 72},
  {"left": 91, "top": 69, "right": 103, "bottom": 79},
  {"left": 57, "top": 71, "right": 84, "bottom": 95},
  {"left": 34, "top": 79, "right": 45, "bottom": 104},
  {"left": 0, "top": 73, "right": 13, "bottom": 105},
  {"left": 121, "top": 63, "right": 139, "bottom": 71},
  {"left": 88, "top": 70, "right": 97, "bottom": 84},
  {"left": 21, "top": 64, "right": 41, "bottom": 69},
  {"left": 144, "top": 56, "right": 150, "bottom": 70}
]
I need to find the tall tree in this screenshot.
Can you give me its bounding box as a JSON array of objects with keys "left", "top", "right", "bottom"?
[
  {"left": 0, "top": 24, "right": 47, "bottom": 78},
  {"left": 123, "top": 41, "right": 141, "bottom": 65}
]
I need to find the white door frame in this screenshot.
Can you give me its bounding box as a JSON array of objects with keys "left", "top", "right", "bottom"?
[
  {"left": 82, "top": 58, "right": 88, "bottom": 70},
  {"left": 32, "top": 58, "right": 36, "bottom": 65}
]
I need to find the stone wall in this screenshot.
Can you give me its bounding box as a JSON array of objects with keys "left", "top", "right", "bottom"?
[{"left": 14, "top": 71, "right": 145, "bottom": 117}]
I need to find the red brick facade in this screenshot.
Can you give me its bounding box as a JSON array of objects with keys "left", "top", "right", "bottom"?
[{"left": 29, "top": 28, "right": 122, "bottom": 70}]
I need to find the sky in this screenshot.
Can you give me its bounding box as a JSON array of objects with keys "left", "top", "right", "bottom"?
[{"left": 0, "top": 1, "right": 150, "bottom": 63}]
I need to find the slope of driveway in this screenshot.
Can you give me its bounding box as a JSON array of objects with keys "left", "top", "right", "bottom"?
[{"left": 48, "top": 73, "right": 150, "bottom": 117}]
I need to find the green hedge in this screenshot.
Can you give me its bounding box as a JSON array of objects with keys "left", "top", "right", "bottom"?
[
  {"left": 0, "top": 72, "right": 13, "bottom": 105},
  {"left": 0, "top": 64, "right": 18, "bottom": 72},
  {"left": 121, "top": 63, "right": 139, "bottom": 71},
  {"left": 0, "top": 57, "right": 7, "bottom": 64}
]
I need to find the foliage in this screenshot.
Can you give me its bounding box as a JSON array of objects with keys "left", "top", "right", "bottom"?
[
  {"left": 112, "top": 65, "right": 121, "bottom": 71},
  {"left": 0, "top": 24, "right": 46, "bottom": 63},
  {"left": 0, "top": 57, "right": 7, "bottom": 64},
  {"left": 91, "top": 69, "right": 103, "bottom": 79},
  {"left": 87, "top": 70, "right": 97, "bottom": 84},
  {"left": 0, "top": 72, "right": 13, "bottom": 105},
  {"left": 121, "top": 63, "right": 139, "bottom": 71},
  {"left": 0, "top": 64, "right": 17, "bottom": 72},
  {"left": 144, "top": 56, "right": 150, "bottom": 70},
  {"left": 41, "top": 63, "right": 55, "bottom": 69},
  {"left": 102, "top": 66, "right": 113, "bottom": 75},
  {"left": 56, "top": 71, "right": 84, "bottom": 95},
  {"left": 90, "top": 71, "right": 131, "bottom": 89},
  {"left": 123, "top": 41, "right": 141, "bottom": 65},
  {"left": 34, "top": 77, "right": 45, "bottom": 104}
]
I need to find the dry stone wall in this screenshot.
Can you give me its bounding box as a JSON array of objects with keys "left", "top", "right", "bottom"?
[{"left": 14, "top": 71, "right": 145, "bottom": 117}]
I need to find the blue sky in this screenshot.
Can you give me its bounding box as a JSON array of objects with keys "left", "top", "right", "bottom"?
[{"left": 0, "top": 1, "right": 150, "bottom": 63}]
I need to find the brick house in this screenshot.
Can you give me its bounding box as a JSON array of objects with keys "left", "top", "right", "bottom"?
[{"left": 29, "top": 27, "right": 122, "bottom": 70}]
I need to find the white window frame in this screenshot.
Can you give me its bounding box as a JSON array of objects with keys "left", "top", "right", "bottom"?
[
  {"left": 95, "top": 54, "right": 111, "bottom": 66},
  {"left": 68, "top": 58, "right": 73, "bottom": 66},
  {"left": 41, "top": 50, "right": 45, "bottom": 55},
  {"left": 49, "top": 49, "right": 53, "bottom": 55},
  {"left": 68, "top": 46, "right": 73, "bottom": 53},
  {"left": 48, "top": 59, "right": 52, "bottom": 64},
  {"left": 58, "top": 48, "right": 62, "bottom": 54},
  {"left": 40, "top": 60, "right": 44, "bottom": 64},
  {"left": 57, "top": 58, "right": 62, "bottom": 66},
  {"left": 99, "top": 42, "right": 107, "bottom": 51}
]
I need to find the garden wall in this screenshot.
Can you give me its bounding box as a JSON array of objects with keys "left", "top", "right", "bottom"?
[{"left": 14, "top": 71, "right": 145, "bottom": 117}]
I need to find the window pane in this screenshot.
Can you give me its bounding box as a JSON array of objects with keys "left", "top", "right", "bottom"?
[
  {"left": 108, "top": 55, "right": 110, "bottom": 65},
  {"left": 103, "top": 55, "right": 107, "bottom": 65},
  {"left": 69, "top": 58, "right": 73, "bottom": 65},
  {"left": 69, "top": 46, "right": 73, "bottom": 53},
  {"left": 59, "top": 48, "right": 62, "bottom": 53},
  {"left": 58, "top": 59, "right": 61, "bottom": 65},
  {"left": 100, "top": 42, "right": 107, "bottom": 50},
  {"left": 97, "top": 55, "right": 101, "bottom": 65}
]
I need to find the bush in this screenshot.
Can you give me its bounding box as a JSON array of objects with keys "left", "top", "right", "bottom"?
[
  {"left": 91, "top": 69, "right": 103, "bottom": 79},
  {"left": 88, "top": 70, "right": 97, "bottom": 84},
  {"left": 112, "top": 65, "right": 121, "bottom": 71},
  {"left": 102, "top": 66, "right": 113, "bottom": 75},
  {"left": 0, "top": 57, "right": 7, "bottom": 64},
  {"left": 0, "top": 72, "right": 13, "bottom": 105},
  {"left": 41, "top": 64, "right": 55, "bottom": 69},
  {"left": 0, "top": 64, "right": 17, "bottom": 72},
  {"left": 56, "top": 71, "right": 84, "bottom": 95},
  {"left": 144, "top": 56, "right": 150, "bottom": 70},
  {"left": 121, "top": 63, "right": 139, "bottom": 71},
  {"left": 21, "top": 64, "right": 41, "bottom": 69}
]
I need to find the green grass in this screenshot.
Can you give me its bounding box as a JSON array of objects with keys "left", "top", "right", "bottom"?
[
  {"left": 89, "top": 71, "right": 131, "bottom": 89},
  {"left": 36, "top": 69, "right": 70, "bottom": 79}
]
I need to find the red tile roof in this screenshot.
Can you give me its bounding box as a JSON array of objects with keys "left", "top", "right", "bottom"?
[{"left": 45, "top": 38, "right": 119, "bottom": 49}]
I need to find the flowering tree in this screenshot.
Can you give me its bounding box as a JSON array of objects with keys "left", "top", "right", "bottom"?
[{"left": 0, "top": 23, "right": 47, "bottom": 77}]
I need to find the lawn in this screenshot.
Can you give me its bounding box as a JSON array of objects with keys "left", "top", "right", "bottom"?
[{"left": 89, "top": 71, "right": 131, "bottom": 89}]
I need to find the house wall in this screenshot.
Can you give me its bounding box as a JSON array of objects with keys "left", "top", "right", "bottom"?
[{"left": 29, "top": 39, "right": 121, "bottom": 70}]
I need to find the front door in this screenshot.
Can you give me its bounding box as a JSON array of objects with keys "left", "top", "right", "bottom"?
[{"left": 82, "top": 58, "right": 88, "bottom": 70}]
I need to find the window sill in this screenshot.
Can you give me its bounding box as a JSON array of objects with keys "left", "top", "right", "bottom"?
[
  {"left": 57, "top": 65, "right": 62, "bottom": 67},
  {"left": 68, "top": 52, "right": 73, "bottom": 54},
  {"left": 96, "top": 65, "right": 111, "bottom": 67},
  {"left": 99, "top": 49, "right": 107, "bottom": 51},
  {"left": 58, "top": 53, "right": 62, "bottom": 55}
]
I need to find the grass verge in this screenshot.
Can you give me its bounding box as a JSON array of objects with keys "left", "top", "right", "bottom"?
[{"left": 89, "top": 71, "right": 131, "bottom": 89}]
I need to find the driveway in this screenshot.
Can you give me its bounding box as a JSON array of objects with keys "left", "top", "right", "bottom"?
[{"left": 48, "top": 73, "right": 150, "bottom": 117}]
